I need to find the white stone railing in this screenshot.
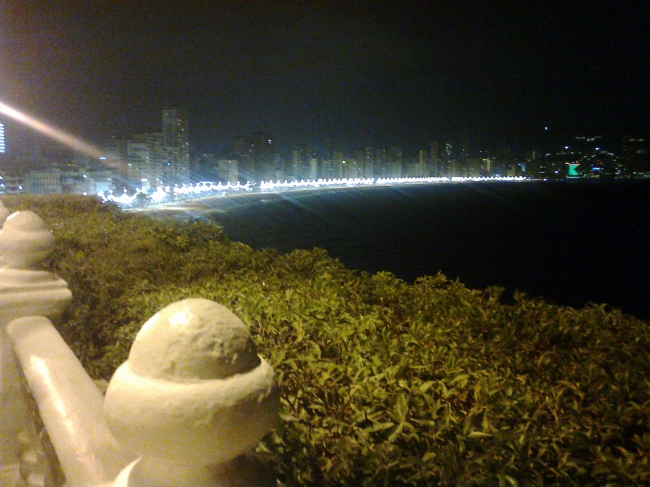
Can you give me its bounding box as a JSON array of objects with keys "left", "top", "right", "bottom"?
[{"left": 0, "top": 200, "right": 280, "bottom": 487}]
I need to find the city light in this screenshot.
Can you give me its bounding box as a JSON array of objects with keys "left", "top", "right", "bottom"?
[{"left": 99, "top": 176, "right": 528, "bottom": 207}]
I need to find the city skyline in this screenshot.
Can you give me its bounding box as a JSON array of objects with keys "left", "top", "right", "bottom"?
[
  {"left": 2, "top": 1, "right": 649, "bottom": 155},
  {"left": 1, "top": 104, "right": 646, "bottom": 188}
]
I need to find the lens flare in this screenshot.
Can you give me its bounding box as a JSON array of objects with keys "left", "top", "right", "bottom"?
[{"left": 0, "top": 100, "right": 105, "bottom": 159}]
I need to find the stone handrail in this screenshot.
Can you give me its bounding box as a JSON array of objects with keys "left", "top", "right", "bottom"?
[
  {"left": 7, "top": 315, "right": 133, "bottom": 487},
  {"left": 0, "top": 200, "right": 280, "bottom": 487}
]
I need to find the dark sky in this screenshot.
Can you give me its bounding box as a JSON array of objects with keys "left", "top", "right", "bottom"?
[{"left": 2, "top": 0, "right": 648, "bottom": 155}]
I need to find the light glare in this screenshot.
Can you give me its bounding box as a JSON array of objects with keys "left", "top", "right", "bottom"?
[{"left": 0, "top": 100, "right": 105, "bottom": 159}]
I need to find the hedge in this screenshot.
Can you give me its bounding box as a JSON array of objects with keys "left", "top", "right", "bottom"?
[{"left": 3, "top": 195, "right": 649, "bottom": 486}]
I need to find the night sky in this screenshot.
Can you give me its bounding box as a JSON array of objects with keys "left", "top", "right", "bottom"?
[{"left": 2, "top": 0, "right": 648, "bottom": 155}]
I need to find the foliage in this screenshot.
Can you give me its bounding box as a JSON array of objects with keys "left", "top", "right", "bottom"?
[{"left": 4, "top": 194, "right": 650, "bottom": 486}]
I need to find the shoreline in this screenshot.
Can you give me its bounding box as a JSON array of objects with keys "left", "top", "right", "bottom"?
[
  {"left": 124, "top": 177, "right": 648, "bottom": 220},
  {"left": 125, "top": 183, "right": 399, "bottom": 217},
  {"left": 124, "top": 179, "right": 534, "bottom": 217}
]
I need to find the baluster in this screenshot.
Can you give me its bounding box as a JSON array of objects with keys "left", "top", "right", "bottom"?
[
  {"left": 0, "top": 210, "right": 71, "bottom": 320},
  {"left": 0, "top": 210, "right": 71, "bottom": 487},
  {"left": 105, "top": 298, "right": 280, "bottom": 487}
]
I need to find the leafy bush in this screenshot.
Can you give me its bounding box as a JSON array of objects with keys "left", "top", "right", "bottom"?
[{"left": 4, "top": 195, "right": 650, "bottom": 486}]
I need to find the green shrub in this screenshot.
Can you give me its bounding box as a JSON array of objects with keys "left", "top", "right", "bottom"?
[{"left": 4, "top": 195, "right": 650, "bottom": 486}]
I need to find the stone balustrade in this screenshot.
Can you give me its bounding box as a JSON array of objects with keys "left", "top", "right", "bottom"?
[{"left": 0, "top": 200, "right": 280, "bottom": 487}]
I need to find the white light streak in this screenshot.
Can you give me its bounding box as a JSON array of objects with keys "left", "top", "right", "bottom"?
[{"left": 0, "top": 100, "right": 105, "bottom": 159}]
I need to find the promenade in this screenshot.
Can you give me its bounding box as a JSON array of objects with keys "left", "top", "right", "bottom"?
[{"left": 122, "top": 176, "right": 530, "bottom": 221}]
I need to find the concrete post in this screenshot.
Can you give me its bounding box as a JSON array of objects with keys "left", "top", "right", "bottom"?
[
  {"left": 0, "top": 210, "right": 72, "bottom": 485},
  {"left": 105, "top": 298, "right": 280, "bottom": 487}
]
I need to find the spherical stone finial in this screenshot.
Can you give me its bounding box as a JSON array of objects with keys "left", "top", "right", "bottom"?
[
  {"left": 129, "top": 299, "right": 261, "bottom": 381},
  {"left": 0, "top": 211, "right": 55, "bottom": 269},
  {"left": 104, "top": 299, "right": 279, "bottom": 466}
]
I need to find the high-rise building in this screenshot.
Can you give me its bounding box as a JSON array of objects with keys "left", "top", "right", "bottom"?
[
  {"left": 290, "top": 145, "right": 316, "bottom": 181},
  {"left": 126, "top": 132, "right": 166, "bottom": 190},
  {"left": 497, "top": 148, "right": 513, "bottom": 178},
  {"left": 387, "top": 146, "right": 403, "bottom": 178},
  {"left": 162, "top": 108, "right": 189, "bottom": 149},
  {"left": 308, "top": 156, "right": 318, "bottom": 180},
  {"left": 332, "top": 149, "right": 345, "bottom": 178},
  {"left": 162, "top": 108, "right": 190, "bottom": 184},
  {"left": 103, "top": 136, "right": 128, "bottom": 175},
  {"left": 231, "top": 133, "right": 275, "bottom": 183},
  {"left": 525, "top": 149, "right": 540, "bottom": 178},
  {"left": 250, "top": 132, "right": 275, "bottom": 182},
  {"left": 362, "top": 147, "right": 374, "bottom": 178},
  {"left": 621, "top": 136, "right": 649, "bottom": 176},
  {"left": 217, "top": 159, "right": 239, "bottom": 184},
  {"left": 419, "top": 150, "right": 428, "bottom": 176},
  {"left": 430, "top": 141, "right": 439, "bottom": 176},
  {"left": 322, "top": 138, "right": 332, "bottom": 162},
  {"left": 375, "top": 148, "right": 388, "bottom": 177},
  {"left": 467, "top": 157, "right": 482, "bottom": 177},
  {"left": 481, "top": 156, "right": 495, "bottom": 177},
  {"left": 0, "top": 122, "right": 5, "bottom": 154},
  {"left": 193, "top": 153, "right": 218, "bottom": 179},
  {"left": 232, "top": 136, "right": 254, "bottom": 182},
  {"left": 442, "top": 142, "right": 453, "bottom": 177}
]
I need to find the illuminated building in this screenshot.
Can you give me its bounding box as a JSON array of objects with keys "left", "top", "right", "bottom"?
[
  {"left": 250, "top": 132, "right": 275, "bottom": 182},
  {"left": 103, "top": 136, "right": 128, "bottom": 174},
  {"left": 524, "top": 149, "right": 540, "bottom": 178},
  {"left": 290, "top": 146, "right": 302, "bottom": 180},
  {"left": 419, "top": 150, "right": 428, "bottom": 176},
  {"left": 217, "top": 159, "right": 239, "bottom": 184},
  {"left": 308, "top": 156, "right": 318, "bottom": 180},
  {"left": 291, "top": 145, "right": 315, "bottom": 181},
  {"left": 126, "top": 132, "right": 166, "bottom": 190},
  {"left": 481, "top": 156, "right": 494, "bottom": 177},
  {"left": 162, "top": 108, "right": 189, "bottom": 151},
  {"left": 362, "top": 147, "right": 375, "bottom": 178},
  {"left": 332, "top": 149, "right": 345, "bottom": 178},
  {"left": 389, "top": 147, "right": 403, "bottom": 175},
  {"left": 232, "top": 136, "right": 254, "bottom": 181},
  {"left": 24, "top": 168, "right": 62, "bottom": 194},
  {"left": 621, "top": 136, "right": 649, "bottom": 176},
  {"left": 467, "top": 157, "right": 482, "bottom": 177},
  {"left": 122, "top": 109, "right": 191, "bottom": 189},
  {"left": 231, "top": 133, "right": 275, "bottom": 183},
  {"left": 374, "top": 148, "right": 387, "bottom": 177},
  {"left": 0, "top": 122, "right": 5, "bottom": 153},
  {"left": 162, "top": 108, "right": 190, "bottom": 184},
  {"left": 430, "top": 141, "right": 439, "bottom": 176},
  {"left": 441, "top": 142, "right": 453, "bottom": 177},
  {"left": 0, "top": 172, "right": 23, "bottom": 194}
]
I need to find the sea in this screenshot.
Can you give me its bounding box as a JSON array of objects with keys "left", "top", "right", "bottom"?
[{"left": 158, "top": 180, "right": 650, "bottom": 321}]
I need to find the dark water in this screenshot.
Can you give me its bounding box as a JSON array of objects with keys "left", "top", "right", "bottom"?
[{"left": 191, "top": 181, "right": 650, "bottom": 320}]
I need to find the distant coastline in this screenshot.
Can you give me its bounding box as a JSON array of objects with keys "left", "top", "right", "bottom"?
[{"left": 129, "top": 177, "right": 647, "bottom": 221}]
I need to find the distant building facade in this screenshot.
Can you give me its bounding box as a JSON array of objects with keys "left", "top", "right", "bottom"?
[
  {"left": 0, "top": 123, "right": 5, "bottom": 154},
  {"left": 162, "top": 108, "right": 190, "bottom": 185},
  {"left": 217, "top": 159, "right": 239, "bottom": 184},
  {"left": 126, "top": 132, "right": 166, "bottom": 190},
  {"left": 621, "top": 136, "right": 649, "bottom": 176},
  {"left": 24, "top": 168, "right": 62, "bottom": 194}
]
